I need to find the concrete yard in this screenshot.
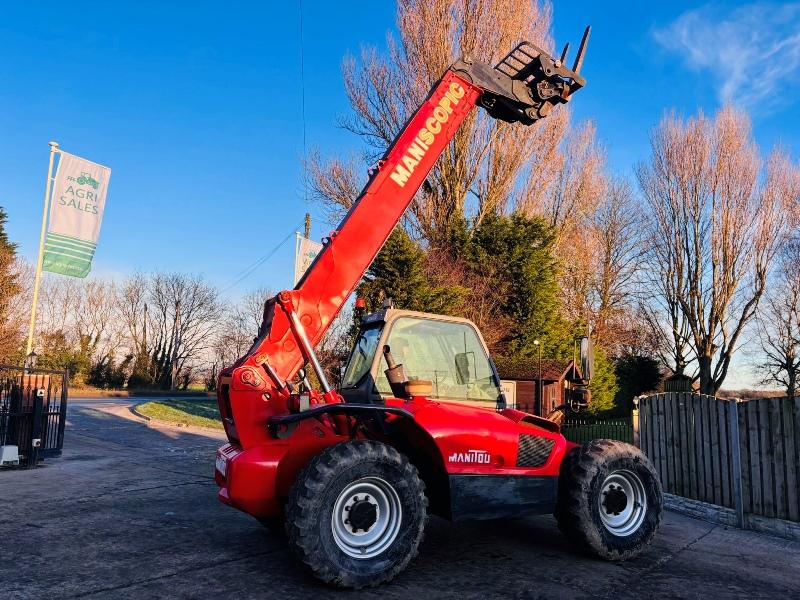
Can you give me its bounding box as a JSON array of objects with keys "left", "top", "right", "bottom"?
[{"left": 2, "top": 402, "right": 799, "bottom": 599}]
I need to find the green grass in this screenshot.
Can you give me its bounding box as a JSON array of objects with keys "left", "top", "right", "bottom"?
[{"left": 136, "top": 399, "right": 223, "bottom": 429}]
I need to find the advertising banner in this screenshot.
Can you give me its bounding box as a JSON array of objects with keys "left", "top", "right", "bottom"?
[
  {"left": 42, "top": 151, "right": 111, "bottom": 277},
  {"left": 294, "top": 233, "right": 322, "bottom": 285}
]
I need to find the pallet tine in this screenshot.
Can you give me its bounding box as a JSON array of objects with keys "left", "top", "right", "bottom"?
[
  {"left": 560, "top": 42, "right": 570, "bottom": 65},
  {"left": 573, "top": 26, "right": 591, "bottom": 74}
]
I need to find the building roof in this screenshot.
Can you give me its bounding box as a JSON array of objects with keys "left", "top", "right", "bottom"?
[{"left": 494, "top": 357, "right": 577, "bottom": 382}]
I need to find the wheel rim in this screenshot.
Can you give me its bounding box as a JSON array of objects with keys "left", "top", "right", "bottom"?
[
  {"left": 331, "top": 477, "right": 402, "bottom": 559},
  {"left": 598, "top": 469, "right": 647, "bottom": 537}
]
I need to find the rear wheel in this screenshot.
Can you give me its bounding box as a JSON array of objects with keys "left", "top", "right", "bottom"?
[
  {"left": 285, "top": 440, "right": 427, "bottom": 589},
  {"left": 555, "top": 439, "right": 662, "bottom": 560}
]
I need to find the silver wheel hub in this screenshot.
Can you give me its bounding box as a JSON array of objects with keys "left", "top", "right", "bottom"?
[
  {"left": 331, "top": 477, "right": 402, "bottom": 559},
  {"left": 598, "top": 469, "right": 647, "bottom": 537}
]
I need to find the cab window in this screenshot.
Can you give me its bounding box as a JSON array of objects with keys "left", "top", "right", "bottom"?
[
  {"left": 342, "top": 326, "right": 382, "bottom": 388},
  {"left": 377, "top": 317, "right": 500, "bottom": 404}
]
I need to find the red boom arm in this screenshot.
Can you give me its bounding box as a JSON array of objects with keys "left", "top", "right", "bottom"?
[{"left": 219, "top": 31, "right": 590, "bottom": 448}]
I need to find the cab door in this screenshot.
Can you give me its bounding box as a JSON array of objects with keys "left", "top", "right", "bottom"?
[{"left": 373, "top": 312, "right": 564, "bottom": 519}]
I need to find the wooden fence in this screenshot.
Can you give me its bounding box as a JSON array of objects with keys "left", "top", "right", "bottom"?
[{"left": 637, "top": 393, "right": 800, "bottom": 526}]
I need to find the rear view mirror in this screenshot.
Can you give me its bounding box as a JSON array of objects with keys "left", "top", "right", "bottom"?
[
  {"left": 579, "top": 336, "right": 594, "bottom": 382},
  {"left": 455, "top": 352, "right": 471, "bottom": 385}
]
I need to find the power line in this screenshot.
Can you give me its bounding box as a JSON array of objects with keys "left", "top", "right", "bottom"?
[
  {"left": 220, "top": 222, "right": 301, "bottom": 294},
  {"left": 298, "top": 0, "right": 308, "bottom": 207},
  {"left": 222, "top": 1, "right": 309, "bottom": 297}
]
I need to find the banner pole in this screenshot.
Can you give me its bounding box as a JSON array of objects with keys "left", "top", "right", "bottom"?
[
  {"left": 293, "top": 232, "right": 301, "bottom": 286},
  {"left": 26, "top": 141, "right": 59, "bottom": 356}
]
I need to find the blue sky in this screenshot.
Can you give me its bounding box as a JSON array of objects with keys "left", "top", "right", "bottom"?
[
  {"left": 555, "top": 2, "right": 800, "bottom": 174},
  {"left": 1, "top": 2, "right": 799, "bottom": 387},
  {"left": 2, "top": 1, "right": 799, "bottom": 296}
]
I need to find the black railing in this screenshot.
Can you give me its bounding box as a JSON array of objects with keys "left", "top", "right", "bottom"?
[
  {"left": 561, "top": 417, "right": 634, "bottom": 445},
  {"left": 0, "top": 365, "right": 68, "bottom": 468}
]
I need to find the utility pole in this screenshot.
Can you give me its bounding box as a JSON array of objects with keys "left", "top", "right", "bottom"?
[
  {"left": 170, "top": 300, "right": 181, "bottom": 390},
  {"left": 142, "top": 303, "right": 148, "bottom": 356},
  {"left": 141, "top": 303, "right": 149, "bottom": 380},
  {"left": 534, "top": 339, "right": 542, "bottom": 416}
]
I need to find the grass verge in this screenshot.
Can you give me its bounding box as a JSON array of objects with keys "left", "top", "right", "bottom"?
[{"left": 136, "top": 399, "right": 223, "bottom": 430}]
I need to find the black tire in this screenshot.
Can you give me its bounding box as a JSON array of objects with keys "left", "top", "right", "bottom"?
[
  {"left": 555, "top": 439, "right": 662, "bottom": 560},
  {"left": 285, "top": 440, "right": 427, "bottom": 589}
]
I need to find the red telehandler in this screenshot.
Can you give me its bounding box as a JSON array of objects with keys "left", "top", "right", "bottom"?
[{"left": 215, "top": 27, "right": 662, "bottom": 589}]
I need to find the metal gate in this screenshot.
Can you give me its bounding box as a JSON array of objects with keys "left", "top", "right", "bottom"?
[{"left": 0, "top": 365, "right": 68, "bottom": 468}]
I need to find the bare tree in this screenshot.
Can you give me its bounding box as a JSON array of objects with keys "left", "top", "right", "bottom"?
[
  {"left": 307, "top": 151, "right": 363, "bottom": 224},
  {"left": 589, "top": 178, "right": 646, "bottom": 353},
  {"left": 309, "top": 0, "right": 598, "bottom": 246},
  {"left": 638, "top": 106, "right": 800, "bottom": 394},
  {"left": 640, "top": 297, "right": 695, "bottom": 379},
  {"left": 639, "top": 169, "right": 696, "bottom": 378},
  {"left": 36, "top": 275, "right": 81, "bottom": 339},
  {"left": 535, "top": 121, "right": 606, "bottom": 330},
  {"left": 317, "top": 301, "right": 356, "bottom": 387},
  {"left": 210, "top": 287, "right": 273, "bottom": 375},
  {"left": 15, "top": 275, "right": 124, "bottom": 381},
  {"left": 235, "top": 287, "right": 273, "bottom": 334},
  {"left": 757, "top": 242, "right": 800, "bottom": 398},
  {"left": 148, "top": 273, "right": 222, "bottom": 388},
  {"left": 36, "top": 274, "right": 117, "bottom": 366},
  {"left": 208, "top": 317, "right": 252, "bottom": 388},
  {"left": 118, "top": 273, "right": 150, "bottom": 357},
  {"left": 533, "top": 120, "right": 605, "bottom": 235},
  {"left": 74, "top": 279, "right": 119, "bottom": 363}
]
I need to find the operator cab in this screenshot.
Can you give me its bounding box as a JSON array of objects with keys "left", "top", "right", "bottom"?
[{"left": 339, "top": 308, "right": 506, "bottom": 409}]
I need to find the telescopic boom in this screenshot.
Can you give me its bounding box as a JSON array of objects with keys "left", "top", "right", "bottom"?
[{"left": 218, "top": 28, "right": 590, "bottom": 448}]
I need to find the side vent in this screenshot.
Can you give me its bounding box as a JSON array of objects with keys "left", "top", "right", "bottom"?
[{"left": 517, "top": 435, "right": 554, "bottom": 468}]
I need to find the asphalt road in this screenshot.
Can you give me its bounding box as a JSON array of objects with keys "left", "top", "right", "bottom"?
[{"left": 2, "top": 403, "right": 799, "bottom": 599}]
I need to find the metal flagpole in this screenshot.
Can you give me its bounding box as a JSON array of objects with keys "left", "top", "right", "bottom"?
[
  {"left": 294, "top": 213, "right": 311, "bottom": 286},
  {"left": 294, "top": 231, "right": 301, "bottom": 285},
  {"left": 25, "top": 141, "right": 59, "bottom": 357}
]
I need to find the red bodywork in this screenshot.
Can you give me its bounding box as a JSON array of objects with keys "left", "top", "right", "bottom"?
[
  {"left": 216, "top": 394, "right": 578, "bottom": 518},
  {"left": 215, "top": 60, "right": 585, "bottom": 520}
]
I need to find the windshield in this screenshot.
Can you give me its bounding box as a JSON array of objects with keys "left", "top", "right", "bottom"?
[
  {"left": 376, "top": 317, "right": 501, "bottom": 404},
  {"left": 341, "top": 326, "right": 382, "bottom": 388}
]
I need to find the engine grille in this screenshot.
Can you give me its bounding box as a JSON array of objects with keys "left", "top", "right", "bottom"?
[{"left": 516, "top": 434, "right": 554, "bottom": 468}]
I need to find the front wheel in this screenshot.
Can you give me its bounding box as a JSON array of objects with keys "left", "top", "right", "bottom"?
[
  {"left": 555, "top": 439, "right": 662, "bottom": 560},
  {"left": 285, "top": 440, "right": 427, "bottom": 589}
]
